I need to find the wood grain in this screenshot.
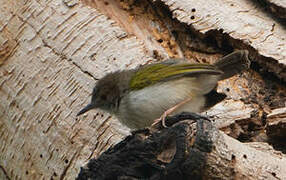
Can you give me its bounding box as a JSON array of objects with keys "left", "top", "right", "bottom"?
[
  {"left": 0, "top": 0, "right": 152, "bottom": 179},
  {"left": 153, "top": 0, "right": 286, "bottom": 80}
]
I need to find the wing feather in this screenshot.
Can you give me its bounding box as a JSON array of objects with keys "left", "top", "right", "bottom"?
[{"left": 130, "top": 62, "right": 222, "bottom": 90}]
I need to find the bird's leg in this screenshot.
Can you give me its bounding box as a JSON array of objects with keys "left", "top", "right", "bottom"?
[{"left": 152, "top": 97, "right": 193, "bottom": 128}]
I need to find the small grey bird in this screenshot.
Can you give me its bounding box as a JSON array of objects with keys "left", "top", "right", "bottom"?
[{"left": 77, "top": 50, "right": 250, "bottom": 129}]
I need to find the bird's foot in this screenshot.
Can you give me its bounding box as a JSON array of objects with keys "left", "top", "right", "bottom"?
[
  {"left": 151, "top": 98, "right": 194, "bottom": 128},
  {"left": 152, "top": 112, "right": 168, "bottom": 128},
  {"left": 152, "top": 106, "right": 180, "bottom": 128}
]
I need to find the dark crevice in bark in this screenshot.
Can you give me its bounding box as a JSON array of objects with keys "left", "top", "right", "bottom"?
[{"left": 149, "top": 0, "right": 286, "bottom": 82}]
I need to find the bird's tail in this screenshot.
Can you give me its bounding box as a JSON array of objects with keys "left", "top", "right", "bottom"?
[{"left": 214, "top": 50, "right": 250, "bottom": 80}]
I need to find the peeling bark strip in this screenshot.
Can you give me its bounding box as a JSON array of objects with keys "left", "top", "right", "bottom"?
[
  {"left": 152, "top": 0, "right": 286, "bottom": 81},
  {"left": 77, "top": 113, "right": 286, "bottom": 179},
  {"left": 266, "top": 107, "right": 286, "bottom": 139}
]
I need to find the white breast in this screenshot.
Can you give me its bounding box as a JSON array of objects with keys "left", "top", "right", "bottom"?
[{"left": 116, "top": 76, "right": 219, "bottom": 129}]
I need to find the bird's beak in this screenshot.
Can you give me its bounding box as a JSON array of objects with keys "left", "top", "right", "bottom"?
[{"left": 77, "top": 103, "right": 96, "bottom": 116}]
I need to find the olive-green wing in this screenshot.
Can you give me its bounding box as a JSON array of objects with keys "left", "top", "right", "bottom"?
[{"left": 130, "top": 62, "right": 223, "bottom": 90}]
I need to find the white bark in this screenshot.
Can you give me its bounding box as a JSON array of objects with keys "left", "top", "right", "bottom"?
[
  {"left": 154, "top": 0, "right": 286, "bottom": 80},
  {"left": 0, "top": 0, "right": 152, "bottom": 179},
  {"left": 0, "top": 0, "right": 285, "bottom": 179}
]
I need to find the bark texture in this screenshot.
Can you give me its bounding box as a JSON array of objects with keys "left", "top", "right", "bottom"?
[
  {"left": 153, "top": 0, "right": 286, "bottom": 80},
  {"left": 266, "top": 107, "right": 286, "bottom": 139},
  {"left": 77, "top": 114, "right": 286, "bottom": 179},
  {"left": 0, "top": 0, "right": 151, "bottom": 179},
  {"left": 0, "top": 0, "right": 285, "bottom": 179},
  {"left": 254, "top": 0, "right": 286, "bottom": 19}
]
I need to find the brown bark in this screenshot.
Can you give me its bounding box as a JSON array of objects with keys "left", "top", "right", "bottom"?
[
  {"left": 266, "top": 107, "right": 286, "bottom": 139},
  {"left": 77, "top": 114, "right": 286, "bottom": 179}
]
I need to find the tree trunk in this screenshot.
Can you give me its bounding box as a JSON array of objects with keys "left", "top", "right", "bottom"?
[{"left": 0, "top": 0, "right": 285, "bottom": 179}]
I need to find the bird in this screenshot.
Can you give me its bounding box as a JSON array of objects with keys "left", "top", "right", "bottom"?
[{"left": 77, "top": 50, "right": 250, "bottom": 130}]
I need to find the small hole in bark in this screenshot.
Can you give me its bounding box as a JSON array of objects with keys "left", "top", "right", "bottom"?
[
  {"left": 243, "top": 154, "right": 247, "bottom": 159},
  {"left": 26, "top": 171, "right": 29, "bottom": 175},
  {"left": 190, "top": 16, "right": 195, "bottom": 20},
  {"left": 65, "top": 159, "right": 69, "bottom": 164},
  {"left": 153, "top": 50, "right": 159, "bottom": 57},
  {"left": 271, "top": 172, "right": 276, "bottom": 177},
  {"left": 104, "top": 1, "right": 109, "bottom": 5},
  {"left": 226, "top": 88, "right": 230, "bottom": 92},
  {"left": 201, "top": 58, "right": 207, "bottom": 63},
  {"left": 230, "top": 3, "right": 234, "bottom": 6},
  {"left": 191, "top": 8, "right": 196, "bottom": 12},
  {"left": 157, "top": 39, "right": 163, "bottom": 43},
  {"left": 231, "top": 154, "right": 236, "bottom": 160},
  {"left": 40, "top": 154, "right": 43, "bottom": 158},
  {"left": 53, "top": 172, "right": 58, "bottom": 177}
]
